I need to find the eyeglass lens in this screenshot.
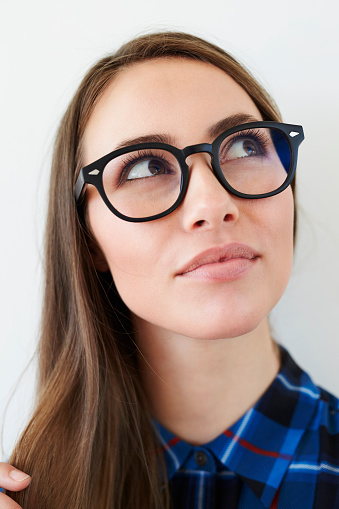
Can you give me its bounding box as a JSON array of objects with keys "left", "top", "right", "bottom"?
[{"left": 102, "top": 127, "right": 291, "bottom": 219}]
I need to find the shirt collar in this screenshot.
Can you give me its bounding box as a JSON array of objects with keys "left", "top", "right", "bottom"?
[{"left": 153, "top": 346, "right": 320, "bottom": 508}]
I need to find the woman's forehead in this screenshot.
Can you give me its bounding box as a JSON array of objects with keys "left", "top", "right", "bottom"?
[{"left": 82, "top": 58, "right": 262, "bottom": 163}]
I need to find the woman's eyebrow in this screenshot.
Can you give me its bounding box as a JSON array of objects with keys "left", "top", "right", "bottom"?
[
  {"left": 113, "top": 113, "right": 260, "bottom": 150},
  {"left": 207, "top": 113, "right": 261, "bottom": 139},
  {"left": 114, "top": 133, "right": 176, "bottom": 150}
]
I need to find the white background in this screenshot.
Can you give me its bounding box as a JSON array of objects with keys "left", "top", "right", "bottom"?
[{"left": 1, "top": 0, "right": 338, "bottom": 460}]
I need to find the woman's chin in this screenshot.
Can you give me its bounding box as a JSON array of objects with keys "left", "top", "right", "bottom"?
[{"left": 170, "top": 313, "right": 268, "bottom": 342}]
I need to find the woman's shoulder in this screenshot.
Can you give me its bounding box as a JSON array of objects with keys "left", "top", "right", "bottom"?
[
  {"left": 275, "top": 381, "right": 339, "bottom": 507},
  {"left": 312, "top": 384, "right": 339, "bottom": 432},
  {"left": 295, "top": 383, "right": 339, "bottom": 462},
  {"left": 277, "top": 347, "right": 339, "bottom": 465}
]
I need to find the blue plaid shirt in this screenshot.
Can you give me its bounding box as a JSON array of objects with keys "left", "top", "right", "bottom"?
[{"left": 154, "top": 346, "right": 339, "bottom": 508}]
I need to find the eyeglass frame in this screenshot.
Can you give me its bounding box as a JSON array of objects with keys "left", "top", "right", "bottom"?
[{"left": 74, "top": 121, "right": 304, "bottom": 223}]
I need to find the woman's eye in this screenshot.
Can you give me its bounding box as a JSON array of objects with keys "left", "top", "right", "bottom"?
[
  {"left": 127, "top": 158, "right": 167, "bottom": 180},
  {"left": 227, "top": 138, "right": 259, "bottom": 159}
]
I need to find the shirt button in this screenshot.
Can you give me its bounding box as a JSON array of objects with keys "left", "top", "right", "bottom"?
[{"left": 195, "top": 450, "right": 208, "bottom": 466}]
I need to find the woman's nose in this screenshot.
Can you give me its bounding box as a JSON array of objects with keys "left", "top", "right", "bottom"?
[{"left": 181, "top": 154, "right": 240, "bottom": 232}]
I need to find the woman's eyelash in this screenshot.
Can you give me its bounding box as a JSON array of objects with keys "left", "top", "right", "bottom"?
[
  {"left": 117, "top": 150, "right": 170, "bottom": 185},
  {"left": 122, "top": 150, "right": 157, "bottom": 169},
  {"left": 119, "top": 151, "right": 159, "bottom": 181},
  {"left": 117, "top": 130, "right": 270, "bottom": 187},
  {"left": 229, "top": 129, "right": 270, "bottom": 152}
]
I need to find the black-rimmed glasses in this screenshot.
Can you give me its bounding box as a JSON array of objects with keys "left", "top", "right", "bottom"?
[{"left": 75, "top": 121, "right": 304, "bottom": 222}]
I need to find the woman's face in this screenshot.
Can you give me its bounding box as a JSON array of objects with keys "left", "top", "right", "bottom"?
[{"left": 83, "top": 58, "right": 294, "bottom": 340}]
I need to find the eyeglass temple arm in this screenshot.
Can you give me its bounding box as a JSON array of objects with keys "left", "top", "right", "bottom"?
[{"left": 75, "top": 169, "right": 85, "bottom": 203}]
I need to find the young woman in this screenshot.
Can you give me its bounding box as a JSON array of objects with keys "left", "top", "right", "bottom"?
[{"left": 1, "top": 32, "right": 338, "bottom": 509}]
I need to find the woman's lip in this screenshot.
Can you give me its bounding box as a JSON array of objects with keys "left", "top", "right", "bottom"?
[
  {"left": 176, "top": 243, "right": 260, "bottom": 277},
  {"left": 178, "top": 257, "right": 258, "bottom": 281}
]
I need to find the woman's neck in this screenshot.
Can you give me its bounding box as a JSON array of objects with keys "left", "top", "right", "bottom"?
[{"left": 134, "top": 317, "right": 281, "bottom": 445}]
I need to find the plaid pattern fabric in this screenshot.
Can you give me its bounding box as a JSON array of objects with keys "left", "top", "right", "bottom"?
[{"left": 154, "top": 347, "right": 339, "bottom": 508}]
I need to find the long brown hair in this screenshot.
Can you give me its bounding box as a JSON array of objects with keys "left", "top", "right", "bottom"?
[{"left": 8, "top": 31, "right": 289, "bottom": 508}]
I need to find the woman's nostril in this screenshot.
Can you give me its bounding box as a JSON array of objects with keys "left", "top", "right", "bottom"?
[
  {"left": 195, "top": 220, "right": 205, "bottom": 227},
  {"left": 224, "top": 213, "right": 234, "bottom": 222}
]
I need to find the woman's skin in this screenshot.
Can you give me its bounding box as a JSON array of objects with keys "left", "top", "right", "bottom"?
[
  {"left": 0, "top": 58, "right": 293, "bottom": 504},
  {"left": 85, "top": 59, "right": 292, "bottom": 444},
  {"left": 0, "top": 463, "right": 30, "bottom": 508}
]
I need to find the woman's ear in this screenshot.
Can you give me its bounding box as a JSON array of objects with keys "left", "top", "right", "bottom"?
[
  {"left": 88, "top": 237, "right": 110, "bottom": 273},
  {"left": 82, "top": 209, "right": 110, "bottom": 272}
]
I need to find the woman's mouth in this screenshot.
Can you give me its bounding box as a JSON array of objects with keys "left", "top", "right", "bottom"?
[{"left": 176, "top": 243, "right": 260, "bottom": 281}]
